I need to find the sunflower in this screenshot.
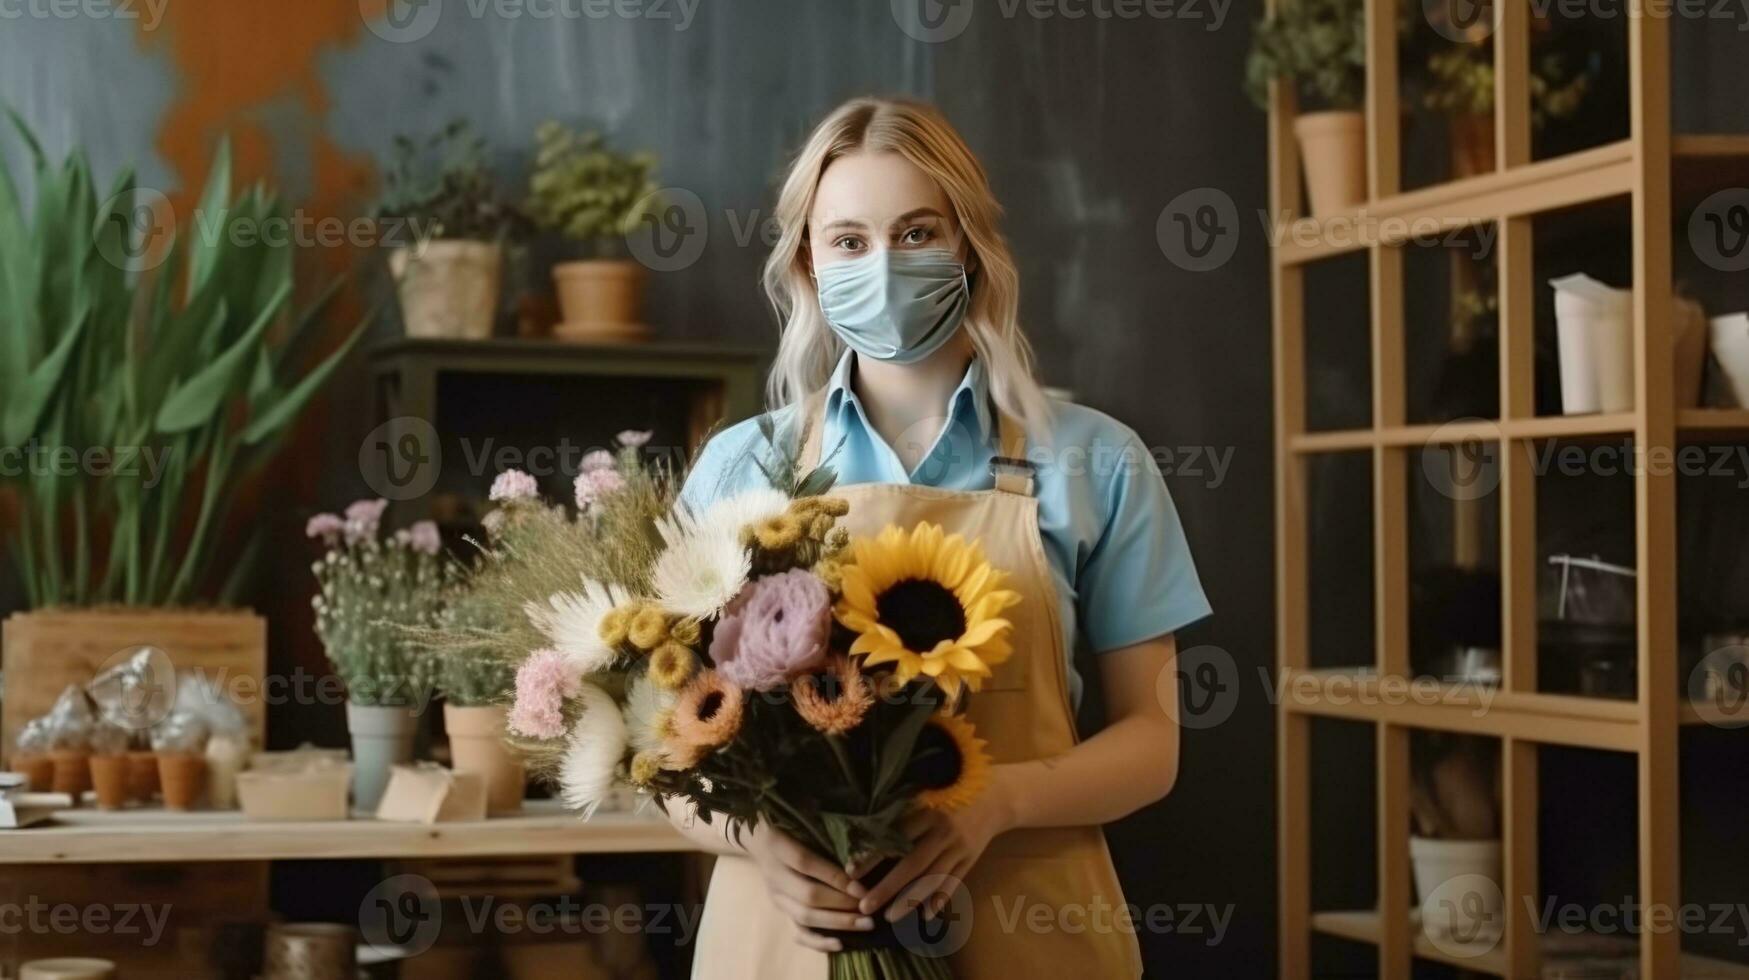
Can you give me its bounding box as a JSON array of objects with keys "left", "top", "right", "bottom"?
[
  {"left": 909, "top": 713, "right": 991, "bottom": 812},
  {"left": 834, "top": 523, "right": 1021, "bottom": 698}
]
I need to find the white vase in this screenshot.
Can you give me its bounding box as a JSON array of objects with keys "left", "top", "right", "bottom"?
[
  {"left": 1551, "top": 274, "right": 1633, "bottom": 414},
  {"left": 389, "top": 240, "right": 502, "bottom": 340},
  {"left": 1712, "top": 312, "right": 1749, "bottom": 408},
  {"left": 1410, "top": 836, "right": 1502, "bottom": 944}
]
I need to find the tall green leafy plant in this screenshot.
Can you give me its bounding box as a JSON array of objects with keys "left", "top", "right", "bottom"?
[{"left": 0, "top": 114, "right": 367, "bottom": 608}]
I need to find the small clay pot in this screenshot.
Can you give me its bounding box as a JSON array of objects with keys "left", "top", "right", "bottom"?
[
  {"left": 14, "top": 754, "right": 54, "bottom": 792},
  {"left": 157, "top": 753, "right": 207, "bottom": 811},
  {"left": 88, "top": 755, "right": 130, "bottom": 810},
  {"left": 126, "top": 750, "right": 160, "bottom": 803},
  {"left": 50, "top": 749, "right": 92, "bottom": 800}
]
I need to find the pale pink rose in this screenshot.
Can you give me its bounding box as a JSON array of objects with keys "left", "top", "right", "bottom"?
[
  {"left": 489, "top": 469, "right": 539, "bottom": 502},
  {"left": 508, "top": 649, "right": 582, "bottom": 740}
]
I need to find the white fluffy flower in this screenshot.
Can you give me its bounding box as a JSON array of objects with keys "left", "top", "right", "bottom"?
[
  {"left": 623, "top": 674, "right": 676, "bottom": 758},
  {"left": 557, "top": 682, "right": 627, "bottom": 818},
  {"left": 523, "top": 579, "right": 626, "bottom": 674},
  {"left": 700, "top": 487, "right": 792, "bottom": 536},
  {"left": 651, "top": 522, "right": 749, "bottom": 621}
]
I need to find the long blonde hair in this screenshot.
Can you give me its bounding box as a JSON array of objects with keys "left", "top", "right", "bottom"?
[{"left": 761, "top": 96, "right": 1051, "bottom": 437}]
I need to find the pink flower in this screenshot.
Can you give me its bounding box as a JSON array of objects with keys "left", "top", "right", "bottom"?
[
  {"left": 342, "top": 499, "right": 389, "bottom": 544},
  {"left": 305, "top": 513, "right": 343, "bottom": 542},
  {"left": 617, "top": 430, "right": 652, "bottom": 449},
  {"left": 508, "top": 649, "right": 582, "bottom": 739},
  {"left": 581, "top": 449, "right": 616, "bottom": 472},
  {"left": 490, "top": 469, "right": 539, "bottom": 502},
  {"left": 709, "top": 569, "right": 831, "bottom": 691},
  {"left": 573, "top": 466, "right": 626, "bottom": 510},
  {"left": 405, "top": 520, "right": 442, "bottom": 555}
]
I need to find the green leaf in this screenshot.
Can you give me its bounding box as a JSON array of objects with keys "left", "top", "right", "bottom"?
[
  {"left": 240, "top": 310, "right": 368, "bottom": 445},
  {"left": 186, "top": 137, "right": 233, "bottom": 298},
  {"left": 154, "top": 280, "right": 291, "bottom": 432},
  {"left": 872, "top": 697, "right": 937, "bottom": 803},
  {"left": 2, "top": 302, "right": 87, "bottom": 446}
]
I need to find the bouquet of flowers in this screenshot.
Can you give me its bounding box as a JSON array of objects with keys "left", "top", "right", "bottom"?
[
  {"left": 307, "top": 500, "right": 455, "bottom": 707},
  {"left": 449, "top": 428, "right": 1020, "bottom": 979}
]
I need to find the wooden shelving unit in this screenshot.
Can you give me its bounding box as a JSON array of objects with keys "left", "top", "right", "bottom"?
[{"left": 1269, "top": 2, "right": 1749, "bottom": 978}]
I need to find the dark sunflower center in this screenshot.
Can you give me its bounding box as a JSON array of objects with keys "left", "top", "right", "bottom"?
[
  {"left": 876, "top": 578, "right": 966, "bottom": 652},
  {"left": 907, "top": 724, "right": 965, "bottom": 791},
  {"left": 696, "top": 691, "right": 725, "bottom": 722}
]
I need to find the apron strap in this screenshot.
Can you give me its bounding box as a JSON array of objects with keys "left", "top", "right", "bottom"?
[{"left": 794, "top": 387, "right": 1033, "bottom": 498}]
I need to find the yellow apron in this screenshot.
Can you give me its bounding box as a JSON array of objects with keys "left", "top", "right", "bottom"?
[{"left": 690, "top": 391, "right": 1142, "bottom": 979}]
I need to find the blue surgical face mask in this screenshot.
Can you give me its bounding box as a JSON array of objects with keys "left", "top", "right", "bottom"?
[{"left": 815, "top": 247, "right": 969, "bottom": 364}]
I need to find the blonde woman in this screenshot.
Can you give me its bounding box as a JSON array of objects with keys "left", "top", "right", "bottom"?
[{"left": 670, "top": 96, "right": 1210, "bottom": 979}]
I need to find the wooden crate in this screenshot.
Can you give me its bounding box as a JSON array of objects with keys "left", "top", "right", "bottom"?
[{"left": 1, "top": 609, "right": 267, "bottom": 764}]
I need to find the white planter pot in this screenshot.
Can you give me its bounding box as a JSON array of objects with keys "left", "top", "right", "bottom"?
[
  {"left": 389, "top": 240, "right": 502, "bottom": 340},
  {"left": 1712, "top": 312, "right": 1749, "bottom": 408},
  {"left": 1551, "top": 274, "right": 1633, "bottom": 414},
  {"left": 1411, "top": 836, "right": 1502, "bottom": 946}
]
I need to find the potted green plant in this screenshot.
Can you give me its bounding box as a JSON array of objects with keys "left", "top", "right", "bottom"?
[
  {"left": 1245, "top": 0, "right": 1369, "bottom": 216},
  {"left": 375, "top": 120, "right": 518, "bottom": 340},
  {"left": 0, "top": 116, "right": 364, "bottom": 765},
  {"left": 525, "top": 122, "right": 661, "bottom": 342},
  {"left": 306, "top": 503, "right": 453, "bottom": 810},
  {"left": 1414, "top": 27, "right": 1591, "bottom": 178},
  {"left": 432, "top": 593, "right": 524, "bottom": 815}
]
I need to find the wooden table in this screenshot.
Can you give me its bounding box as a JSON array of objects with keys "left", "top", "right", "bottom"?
[{"left": 0, "top": 800, "right": 693, "bottom": 865}]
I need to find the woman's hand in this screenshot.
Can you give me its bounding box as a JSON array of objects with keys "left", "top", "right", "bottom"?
[
  {"left": 741, "top": 822, "right": 875, "bottom": 952},
  {"left": 856, "top": 774, "right": 1017, "bottom": 923}
]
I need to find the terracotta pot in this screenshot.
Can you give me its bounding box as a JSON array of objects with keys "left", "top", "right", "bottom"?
[
  {"left": 390, "top": 240, "right": 503, "bottom": 340},
  {"left": 444, "top": 703, "right": 525, "bottom": 815},
  {"left": 50, "top": 748, "right": 91, "bottom": 799},
  {"left": 552, "top": 259, "right": 648, "bottom": 341},
  {"left": 157, "top": 752, "right": 207, "bottom": 810},
  {"left": 1449, "top": 112, "right": 1496, "bottom": 179},
  {"left": 126, "top": 749, "right": 161, "bottom": 802},
  {"left": 1294, "top": 110, "right": 1368, "bottom": 217},
  {"left": 15, "top": 754, "right": 54, "bottom": 792},
  {"left": 89, "top": 755, "right": 130, "bottom": 810}
]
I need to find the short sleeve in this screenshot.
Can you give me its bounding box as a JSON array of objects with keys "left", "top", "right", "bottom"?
[
  {"left": 1077, "top": 432, "right": 1212, "bottom": 652},
  {"left": 678, "top": 413, "right": 782, "bottom": 512}
]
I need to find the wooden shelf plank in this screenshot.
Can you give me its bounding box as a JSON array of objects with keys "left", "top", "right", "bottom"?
[
  {"left": 1272, "top": 135, "right": 1749, "bottom": 268},
  {"left": 1311, "top": 909, "right": 1749, "bottom": 978},
  {"left": 0, "top": 800, "right": 692, "bottom": 865},
  {"left": 1289, "top": 410, "right": 1749, "bottom": 454}
]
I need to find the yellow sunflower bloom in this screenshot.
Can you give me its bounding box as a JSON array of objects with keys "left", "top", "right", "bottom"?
[
  {"left": 834, "top": 523, "right": 1020, "bottom": 698},
  {"left": 911, "top": 713, "right": 991, "bottom": 812}
]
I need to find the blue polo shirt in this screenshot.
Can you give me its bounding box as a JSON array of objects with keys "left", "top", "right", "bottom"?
[{"left": 679, "top": 351, "right": 1211, "bottom": 707}]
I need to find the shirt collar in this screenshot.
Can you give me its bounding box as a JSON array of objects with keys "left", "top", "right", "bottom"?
[{"left": 823, "top": 349, "right": 993, "bottom": 446}]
